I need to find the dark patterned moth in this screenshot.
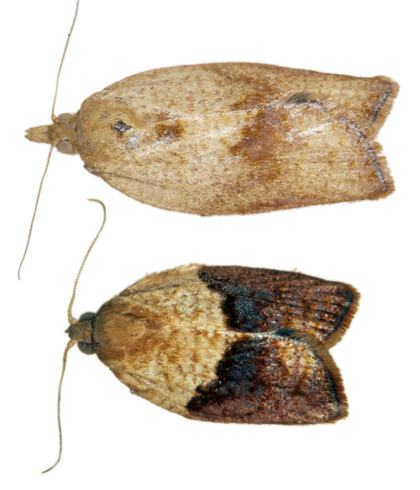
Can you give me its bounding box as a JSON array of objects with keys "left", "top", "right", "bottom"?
[
  {"left": 70, "top": 263, "right": 359, "bottom": 424},
  {"left": 43, "top": 201, "right": 359, "bottom": 472}
]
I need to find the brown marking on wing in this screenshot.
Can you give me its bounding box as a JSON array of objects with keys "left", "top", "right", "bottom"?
[
  {"left": 230, "top": 106, "right": 292, "bottom": 164},
  {"left": 198, "top": 266, "right": 359, "bottom": 347},
  {"left": 205, "top": 64, "right": 278, "bottom": 110},
  {"left": 93, "top": 302, "right": 164, "bottom": 363},
  {"left": 155, "top": 119, "right": 184, "bottom": 142},
  {"left": 187, "top": 332, "right": 347, "bottom": 424}
]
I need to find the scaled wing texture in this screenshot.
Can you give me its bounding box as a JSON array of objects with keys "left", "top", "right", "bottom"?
[{"left": 93, "top": 265, "right": 359, "bottom": 424}]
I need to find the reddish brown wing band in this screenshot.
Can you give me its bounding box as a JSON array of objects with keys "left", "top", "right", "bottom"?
[
  {"left": 187, "top": 331, "right": 346, "bottom": 424},
  {"left": 187, "top": 266, "right": 357, "bottom": 423},
  {"left": 76, "top": 265, "right": 358, "bottom": 424},
  {"left": 198, "top": 266, "right": 359, "bottom": 347}
]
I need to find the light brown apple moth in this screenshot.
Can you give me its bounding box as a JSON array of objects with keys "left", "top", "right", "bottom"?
[
  {"left": 27, "top": 62, "right": 398, "bottom": 215},
  {"left": 68, "top": 263, "right": 358, "bottom": 425},
  {"left": 46, "top": 258, "right": 360, "bottom": 472},
  {"left": 43, "top": 200, "right": 359, "bottom": 472}
]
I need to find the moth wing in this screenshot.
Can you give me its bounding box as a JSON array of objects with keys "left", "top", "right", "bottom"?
[
  {"left": 198, "top": 266, "right": 359, "bottom": 347},
  {"left": 92, "top": 265, "right": 351, "bottom": 424},
  {"left": 187, "top": 330, "right": 347, "bottom": 424},
  {"left": 227, "top": 99, "right": 394, "bottom": 212},
  {"left": 80, "top": 96, "right": 394, "bottom": 215},
  {"left": 205, "top": 63, "right": 398, "bottom": 138},
  {"left": 93, "top": 265, "right": 238, "bottom": 417}
]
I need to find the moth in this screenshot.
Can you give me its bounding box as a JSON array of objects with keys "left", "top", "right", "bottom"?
[
  {"left": 68, "top": 263, "right": 359, "bottom": 424},
  {"left": 27, "top": 62, "right": 398, "bottom": 215}
]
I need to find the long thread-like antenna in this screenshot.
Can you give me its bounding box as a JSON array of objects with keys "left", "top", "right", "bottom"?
[
  {"left": 18, "top": 0, "right": 80, "bottom": 280},
  {"left": 67, "top": 199, "right": 107, "bottom": 324},
  {"left": 42, "top": 198, "right": 106, "bottom": 473},
  {"left": 41, "top": 339, "right": 76, "bottom": 474},
  {"left": 18, "top": 145, "right": 54, "bottom": 280},
  {"left": 52, "top": 0, "right": 80, "bottom": 120}
]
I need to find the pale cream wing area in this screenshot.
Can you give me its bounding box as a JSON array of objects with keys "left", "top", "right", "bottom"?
[
  {"left": 93, "top": 265, "right": 243, "bottom": 416},
  {"left": 76, "top": 64, "right": 395, "bottom": 215}
]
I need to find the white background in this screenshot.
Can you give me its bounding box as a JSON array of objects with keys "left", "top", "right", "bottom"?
[{"left": 1, "top": 0, "right": 418, "bottom": 488}]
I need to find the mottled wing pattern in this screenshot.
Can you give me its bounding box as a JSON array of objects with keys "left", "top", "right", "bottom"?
[
  {"left": 77, "top": 63, "right": 398, "bottom": 215},
  {"left": 187, "top": 330, "right": 346, "bottom": 424},
  {"left": 205, "top": 63, "right": 398, "bottom": 138},
  {"left": 92, "top": 265, "right": 357, "bottom": 424},
  {"left": 198, "top": 266, "right": 359, "bottom": 347}
]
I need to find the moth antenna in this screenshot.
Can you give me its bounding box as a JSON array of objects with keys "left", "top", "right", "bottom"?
[
  {"left": 67, "top": 199, "right": 107, "bottom": 324},
  {"left": 42, "top": 339, "right": 76, "bottom": 474},
  {"left": 43, "top": 198, "right": 105, "bottom": 473},
  {"left": 19, "top": 1, "right": 80, "bottom": 280},
  {"left": 51, "top": 0, "right": 80, "bottom": 120},
  {"left": 17, "top": 145, "right": 54, "bottom": 280}
]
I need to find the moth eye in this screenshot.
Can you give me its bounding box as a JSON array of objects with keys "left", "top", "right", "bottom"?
[
  {"left": 56, "top": 139, "right": 76, "bottom": 154},
  {"left": 77, "top": 341, "right": 95, "bottom": 355},
  {"left": 79, "top": 312, "right": 96, "bottom": 322},
  {"left": 57, "top": 112, "right": 75, "bottom": 123},
  {"left": 112, "top": 120, "right": 132, "bottom": 134}
]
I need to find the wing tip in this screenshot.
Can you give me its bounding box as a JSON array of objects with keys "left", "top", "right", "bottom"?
[
  {"left": 368, "top": 76, "right": 399, "bottom": 136},
  {"left": 369, "top": 151, "right": 396, "bottom": 201},
  {"left": 324, "top": 284, "right": 360, "bottom": 349},
  {"left": 276, "top": 332, "right": 350, "bottom": 424},
  {"left": 322, "top": 350, "right": 349, "bottom": 422},
  {"left": 301, "top": 335, "right": 349, "bottom": 423}
]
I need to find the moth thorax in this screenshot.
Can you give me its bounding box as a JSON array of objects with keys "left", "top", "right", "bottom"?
[
  {"left": 66, "top": 312, "right": 96, "bottom": 355},
  {"left": 26, "top": 112, "right": 78, "bottom": 154}
]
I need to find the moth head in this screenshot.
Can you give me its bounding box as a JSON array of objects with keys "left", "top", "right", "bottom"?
[
  {"left": 26, "top": 112, "right": 78, "bottom": 154},
  {"left": 66, "top": 311, "right": 97, "bottom": 355}
]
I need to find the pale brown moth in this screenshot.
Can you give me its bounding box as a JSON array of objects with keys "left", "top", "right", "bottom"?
[
  {"left": 44, "top": 200, "right": 359, "bottom": 472},
  {"left": 20, "top": 0, "right": 398, "bottom": 278},
  {"left": 27, "top": 64, "right": 398, "bottom": 215}
]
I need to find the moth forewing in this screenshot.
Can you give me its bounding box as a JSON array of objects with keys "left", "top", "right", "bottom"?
[
  {"left": 71, "top": 264, "right": 359, "bottom": 424},
  {"left": 28, "top": 63, "right": 398, "bottom": 216}
]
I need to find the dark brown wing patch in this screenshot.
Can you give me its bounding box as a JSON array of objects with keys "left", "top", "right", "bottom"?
[
  {"left": 198, "top": 266, "right": 359, "bottom": 347},
  {"left": 187, "top": 330, "right": 346, "bottom": 424}
]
